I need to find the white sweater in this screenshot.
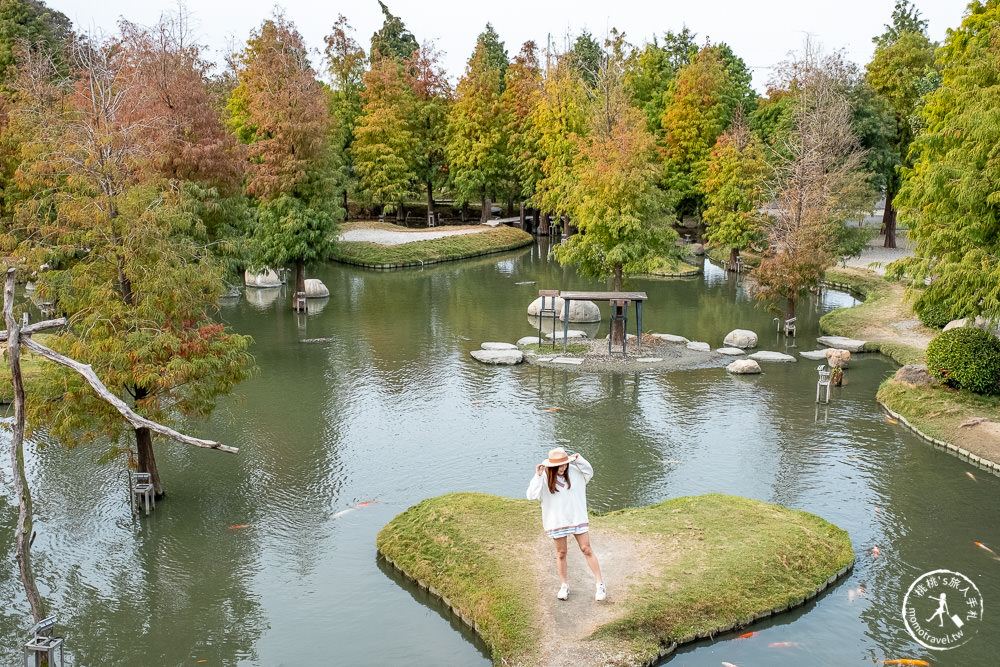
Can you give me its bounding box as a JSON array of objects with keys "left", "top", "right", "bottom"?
[{"left": 525, "top": 455, "right": 594, "bottom": 533}]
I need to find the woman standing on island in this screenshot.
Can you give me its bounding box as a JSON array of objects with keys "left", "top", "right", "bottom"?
[{"left": 526, "top": 447, "right": 605, "bottom": 601}]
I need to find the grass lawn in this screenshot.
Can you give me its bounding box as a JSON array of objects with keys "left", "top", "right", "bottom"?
[
  {"left": 377, "top": 492, "right": 853, "bottom": 666},
  {"left": 333, "top": 223, "right": 532, "bottom": 267}
]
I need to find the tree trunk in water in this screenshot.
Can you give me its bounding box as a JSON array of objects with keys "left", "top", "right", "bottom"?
[
  {"left": 539, "top": 213, "right": 550, "bottom": 235},
  {"left": 293, "top": 260, "right": 307, "bottom": 312},
  {"left": 786, "top": 295, "right": 796, "bottom": 321},
  {"left": 133, "top": 384, "right": 165, "bottom": 497},
  {"left": 728, "top": 247, "right": 739, "bottom": 272},
  {"left": 610, "top": 265, "right": 625, "bottom": 345},
  {"left": 882, "top": 192, "right": 897, "bottom": 249},
  {"left": 5, "top": 269, "right": 45, "bottom": 623}
]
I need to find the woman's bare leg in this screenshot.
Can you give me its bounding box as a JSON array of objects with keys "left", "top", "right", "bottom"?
[
  {"left": 552, "top": 536, "right": 568, "bottom": 583},
  {"left": 574, "top": 532, "right": 603, "bottom": 583}
]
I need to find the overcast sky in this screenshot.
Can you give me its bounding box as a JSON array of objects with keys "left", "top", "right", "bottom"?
[{"left": 48, "top": 0, "right": 969, "bottom": 91}]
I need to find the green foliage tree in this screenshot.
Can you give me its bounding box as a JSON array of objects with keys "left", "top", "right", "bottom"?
[
  {"left": 890, "top": 0, "right": 1000, "bottom": 323},
  {"left": 370, "top": 1, "right": 418, "bottom": 63},
  {"left": 570, "top": 30, "right": 602, "bottom": 87},
  {"left": 866, "top": 2, "right": 937, "bottom": 247},
  {"left": 325, "top": 14, "right": 368, "bottom": 217},
  {"left": 625, "top": 39, "right": 674, "bottom": 135},
  {"left": 500, "top": 41, "right": 542, "bottom": 205},
  {"left": 446, "top": 32, "right": 507, "bottom": 223},
  {"left": 4, "top": 30, "right": 253, "bottom": 495},
  {"left": 229, "top": 13, "right": 342, "bottom": 300},
  {"left": 0, "top": 0, "right": 69, "bottom": 85},
  {"left": 701, "top": 114, "right": 771, "bottom": 270},
  {"left": 406, "top": 42, "right": 451, "bottom": 218},
  {"left": 352, "top": 55, "right": 417, "bottom": 220},
  {"left": 554, "top": 35, "right": 677, "bottom": 309}
]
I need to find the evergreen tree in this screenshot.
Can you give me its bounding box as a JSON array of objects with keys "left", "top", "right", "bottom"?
[
  {"left": 370, "top": 1, "right": 418, "bottom": 63},
  {"left": 324, "top": 14, "right": 368, "bottom": 217},
  {"left": 891, "top": 0, "right": 1000, "bottom": 322},
  {"left": 406, "top": 41, "right": 451, "bottom": 219},
  {"left": 500, "top": 41, "right": 542, "bottom": 204}
]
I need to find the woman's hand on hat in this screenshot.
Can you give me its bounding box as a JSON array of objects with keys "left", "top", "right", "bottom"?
[
  {"left": 571, "top": 453, "right": 579, "bottom": 461},
  {"left": 536, "top": 463, "right": 545, "bottom": 475}
]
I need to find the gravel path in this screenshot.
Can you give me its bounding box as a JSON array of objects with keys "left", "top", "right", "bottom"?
[
  {"left": 841, "top": 233, "right": 915, "bottom": 275},
  {"left": 339, "top": 226, "right": 490, "bottom": 246}
]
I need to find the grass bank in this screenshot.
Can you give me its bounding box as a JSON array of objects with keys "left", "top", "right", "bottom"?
[
  {"left": 646, "top": 255, "right": 701, "bottom": 277},
  {"left": 332, "top": 222, "right": 532, "bottom": 268},
  {"left": 377, "top": 492, "right": 853, "bottom": 666},
  {"left": 820, "top": 267, "right": 928, "bottom": 366},
  {"left": 877, "top": 380, "right": 1000, "bottom": 450},
  {"left": 705, "top": 244, "right": 763, "bottom": 269}
]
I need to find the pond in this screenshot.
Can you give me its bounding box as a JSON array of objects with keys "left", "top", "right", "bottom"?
[{"left": 2, "top": 239, "right": 998, "bottom": 665}]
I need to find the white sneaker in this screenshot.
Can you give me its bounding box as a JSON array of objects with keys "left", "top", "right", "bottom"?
[
  {"left": 595, "top": 582, "right": 606, "bottom": 601},
  {"left": 557, "top": 583, "right": 569, "bottom": 600}
]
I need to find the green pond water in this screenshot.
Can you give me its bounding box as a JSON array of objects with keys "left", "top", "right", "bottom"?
[{"left": 2, "top": 238, "right": 999, "bottom": 666}]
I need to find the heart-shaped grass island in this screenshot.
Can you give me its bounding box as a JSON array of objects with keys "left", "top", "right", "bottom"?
[{"left": 377, "top": 493, "right": 853, "bottom": 666}]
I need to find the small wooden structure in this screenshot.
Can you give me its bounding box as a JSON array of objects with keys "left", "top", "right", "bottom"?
[
  {"left": 23, "top": 616, "right": 64, "bottom": 667},
  {"left": 557, "top": 291, "right": 648, "bottom": 353},
  {"left": 816, "top": 364, "right": 832, "bottom": 403},
  {"left": 608, "top": 299, "right": 629, "bottom": 358}
]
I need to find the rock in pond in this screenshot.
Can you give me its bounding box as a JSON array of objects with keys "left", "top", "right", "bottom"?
[
  {"left": 516, "top": 336, "right": 546, "bottom": 346},
  {"left": 723, "top": 328, "right": 758, "bottom": 349},
  {"left": 816, "top": 335, "right": 866, "bottom": 352},
  {"left": 894, "top": 363, "right": 936, "bottom": 387},
  {"left": 546, "top": 330, "right": 588, "bottom": 340},
  {"left": 825, "top": 348, "right": 851, "bottom": 368},
  {"left": 651, "top": 333, "right": 690, "bottom": 344},
  {"left": 727, "top": 359, "right": 762, "bottom": 374},
  {"left": 471, "top": 349, "right": 524, "bottom": 365},
  {"left": 481, "top": 342, "right": 518, "bottom": 351},
  {"left": 244, "top": 268, "right": 282, "bottom": 288},
  {"left": 527, "top": 297, "right": 601, "bottom": 323},
  {"left": 716, "top": 347, "right": 746, "bottom": 356},
  {"left": 748, "top": 351, "right": 797, "bottom": 362},
  {"left": 800, "top": 349, "right": 831, "bottom": 360},
  {"left": 686, "top": 341, "right": 711, "bottom": 351},
  {"left": 304, "top": 278, "right": 329, "bottom": 298}
]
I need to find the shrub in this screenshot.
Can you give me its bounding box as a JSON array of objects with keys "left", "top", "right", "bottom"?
[
  {"left": 926, "top": 327, "right": 1000, "bottom": 395},
  {"left": 914, "top": 297, "right": 953, "bottom": 329}
]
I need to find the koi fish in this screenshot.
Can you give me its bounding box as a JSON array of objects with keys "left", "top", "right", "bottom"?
[
  {"left": 886, "top": 417, "right": 898, "bottom": 424},
  {"left": 332, "top": 508, "right": 355, "bottom": 519},
  {"left": 880, "top": 660, "right": 930, "bottom": 666},
  {"left": 197, "top": 661, "right": 207, "bottom": 664},
  {"left": 735, "top": 631, "right": 756, "bottom": 639},
  {"left": 721, "top": 662, "right": 741, "bottom": 667},
  {"left": 546, "top": 407, "right": 563, "bottom": 412},
  {"left": 769, "top": 641, "right": 801, "bottom": 647},
  {"left": 872, "top": 546, "right": 880, "bottom": 556},
  {"left": 975, "top": 541, "right": 997, "bottom": 555},
  {"left": 356, "top": 500, "right": 377, "bottom": 507},
  {"left": 227, "top": 524, "right": 251, "bottom": 530},
  {"left": 966, "top": 471, "right": 977, "bottom": 482},
  {"left": 472, "top": 401, "right": 484, "bottom": 405},
  {"left": 874, "top": 507, "right": 882, "bottom": 514}
]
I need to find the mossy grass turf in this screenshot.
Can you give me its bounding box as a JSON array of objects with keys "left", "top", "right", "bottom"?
[
  {"left": 0, "top": 334, "right": 49, "bottom": 403},
  {"left": 376, "top": 492, "right": 853, "bottom": 666},
  {"left": 332, "top": 222, "right": 532, "bottom": 266},
  {"left": 520, "top": 342, "right": 590, "bottom": 355},
  {"left": 645, "top": 256, "right": 701, "bottom": 277}
]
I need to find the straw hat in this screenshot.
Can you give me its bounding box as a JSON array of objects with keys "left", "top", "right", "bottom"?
[{"left": 540, "top": 447, "right": 572, "bottom": 467}]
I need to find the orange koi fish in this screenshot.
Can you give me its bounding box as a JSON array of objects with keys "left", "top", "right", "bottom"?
[
  {"left": 769, "top": 641, "right": 801, "bottom": 647},
  {"left": 880, "top": 660, "right": 930, "bottom": 666},
  {"left": 356, "top": 500, "right": 377, "bottom": 507},
  {"left": 227, "top": 524, "right": 251, "bottom": 530},
  {"left": 872, "top": 546, "right": 880, "bottom": 556},
  {"left": 975, "top": 541, "right": 997, "bottom": 555},
  {"left": 886, "top": 417, "right": 898, "bottom": 424},
  {"left": 735, "top": 631, "right": 756, "bottom": 639},
  {"left": 546, "top": 407, "right": 563, "bottom": 412}
]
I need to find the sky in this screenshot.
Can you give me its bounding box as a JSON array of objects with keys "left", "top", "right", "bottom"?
[{"left": 48, "top": 0, "right": 970, "bottom": 91}]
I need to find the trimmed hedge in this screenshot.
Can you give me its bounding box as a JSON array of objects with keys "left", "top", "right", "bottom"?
[{"left": 926, "top": 327, "right": 1000, "bottom": 395}]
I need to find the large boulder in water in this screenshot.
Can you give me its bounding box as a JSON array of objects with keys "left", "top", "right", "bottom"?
[
  {"left": 727, "top": 359, "right": 762, "bottom": 374},
  {"left": 559, "top": 300, "right": 601, "bottom": 323},
  {"left": 825, "top": 348, "right": 851, "bottom": 368},
  {"left": 304, "top": 279, "right": 330, "bottom": 298},
  {"left": 527, "top": 296, "right": 564, "bottom": 317},
  {"left": 723, "top": 329, "right": 758, "bottom": 349},
  {"left": 245, "top": 268, "right": 282, "bottom": 288},
  {"left": 471, "top": 349, "right": 524, "bottom": 365}
]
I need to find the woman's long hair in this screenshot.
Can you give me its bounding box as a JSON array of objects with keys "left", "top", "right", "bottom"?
[{"left": 545, "top": 465, "right": 571, "bottom": 494}]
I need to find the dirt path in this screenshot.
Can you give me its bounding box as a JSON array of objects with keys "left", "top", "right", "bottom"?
[{"left": 529, "top": 531, "right": 670, "bottom": 666}]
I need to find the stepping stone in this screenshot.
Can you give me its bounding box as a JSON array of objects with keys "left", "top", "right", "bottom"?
[
  {"left": 481, "top": 342, "right": 517, "bottom": 351},
  {"left": 517, "top": 336, "right": 547, "bottom": 346},
  {"left": 546, "top": 330, "right": 588, "bottom": 340},
  {"left": 651, "top": 333, "right": 690, "bottom": 344},
  {"left": 471, "top": 350, "right": 524, "bottom": 365},
  {"left": 816, "top": 336, "right": 867, "bottom": 352},
  {"left": 535, "top": 357, "right": 554, "bottom": 362},
  {"left": 686, "top": 341, "right": 711, "bottom": 351},
  {"left": 800, "top": 349, "right": 831, "bottom": 360},
  {"left": 723, "top": 328, "right": 758, "bottom": 349},
  {"left": 727, "top": 359, "right": 762, "bottom": 374},
  {"left": 748, "top": 351, "right": 797, "bottom": 362},
  {"left": 636, "top": 357, "right": 663, "bottom": 363},
  {"left": 551, "top": 357, "right": 584, "bottom": 365},
  {"left": 716, "top": 347, "right": 746, "bottom": 356}
]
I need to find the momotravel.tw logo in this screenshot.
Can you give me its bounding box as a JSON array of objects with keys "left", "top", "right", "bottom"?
[{"left": 902, "top": 569, "right": 983, "bottom": 650}]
